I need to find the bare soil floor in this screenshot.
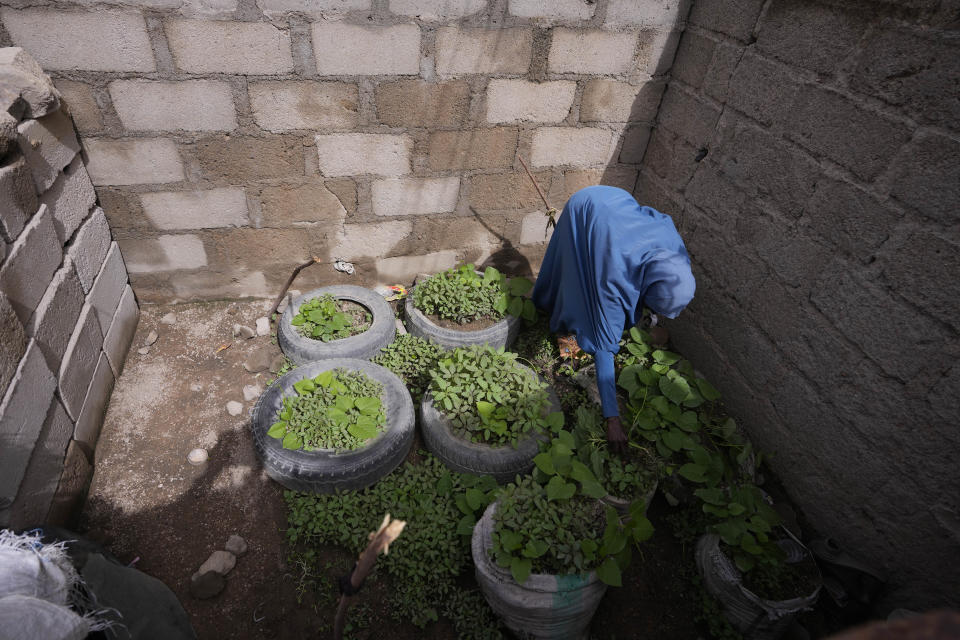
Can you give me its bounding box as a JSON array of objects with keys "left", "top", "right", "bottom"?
[{"left": 77, "top": 300, "right": 836, "bottom": 639}]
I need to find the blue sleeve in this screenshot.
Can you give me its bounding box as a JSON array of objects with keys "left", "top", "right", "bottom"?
[{"left": 595, "top": 350, "right": 619, "bottom": 418}]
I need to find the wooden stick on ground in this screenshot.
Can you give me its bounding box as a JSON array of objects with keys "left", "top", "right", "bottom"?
[
  {"left": 332, "top": 514, "right": 407, "bottom": 640},
  {"left": 269, "top": 256, "right": 323, "bottom": 319}
]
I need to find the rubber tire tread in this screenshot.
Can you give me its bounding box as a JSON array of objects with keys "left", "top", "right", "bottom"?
[
  {"left": 251, "top": 359, "right": 415, "bottom": 493},
  {"left": 404, "top": 285, "right": 520, "bottom": 350},
  {"left": 279, "top": 285, "right": 396, "bottom": 365},
  {"left": 419, "top": 365, "right": 561, "bottom": 484}
]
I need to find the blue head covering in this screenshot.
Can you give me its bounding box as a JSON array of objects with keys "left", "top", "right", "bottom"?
[{"left": 532, "top": 185, "right": 695, "bottom": 357}]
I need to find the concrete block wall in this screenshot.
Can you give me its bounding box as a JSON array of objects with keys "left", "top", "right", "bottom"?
[
  {"left": 0, "top": 48, "right": 139, "bottom": 528},
  {"left": 0, "top": 0, "right": 689, "bottom": 301},
  {"left": 636, "top": 0, "right": 959, "bottom": 609}
]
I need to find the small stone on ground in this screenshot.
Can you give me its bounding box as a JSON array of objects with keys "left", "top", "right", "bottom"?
[
  {"left": 144, "top": 330, "right": 158, "bottom": 346},
  {"left": 225, "top": 534, "right": 248, "bottom": 557},
  {"left": 160, "top": 312, "right": 177, "bottom": 325},
  {"left": 269, "top": 354, "right": 287, "bottom": 374},
  {"left": 137, "top": 346, "right": 151, "bottom": 355},
  {"left": 233, "top": 324, "right": 255, "bottom": 340},
  {"left": 277, "top": 297, "right": 289, "bottom": 314},
  {"left": 226, "top": 401, "right": 243, "bottom": 416},
  {"left": 255, "top": 317, "right": 270, "bottom": 336},
  {"left": 189, "top": 571, "right": 225, "bottom": 600},
  {"left": 242, "top": 385, "right": 261, "bottom": 402},
  {"left": 198, "top": 549, "right": 236, "bottom": 576},
  {"left": 243, "top": 346, "right": 273, "bottom": 373},
  {"left": 395, "top": 318, "right": 407, "bottom": 335}
]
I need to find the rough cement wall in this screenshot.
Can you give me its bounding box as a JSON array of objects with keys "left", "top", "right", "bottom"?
[
  {"left": 0, "top": 48, "right": 139, "bottom": 528},
  {"left": 0, "top": 0, "right": 688, "bottom": 301},
  {"left": 636, "top": 0, "right": 959, "bottom": 609}
]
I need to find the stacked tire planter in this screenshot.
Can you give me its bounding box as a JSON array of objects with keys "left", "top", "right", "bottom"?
[
  {"left": 254, "top": 285, "right": 411, "bottom": 493},
  {"left": 472, "top": 501, "right": 607, "bottom": 640},
  {"left": 404, "top": 277, "right": 522, "bottom": 350},
  {"left": 279, "top": 285, "right": 396, "bottom": 364},
  {"left": 419, "top": 363, "right": 562, "bottom": 484},
  {"left": 695, "top": 533, "right": 822, "bottom": 640}
]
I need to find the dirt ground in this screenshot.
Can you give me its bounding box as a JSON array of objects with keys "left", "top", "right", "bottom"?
[{"left": 78, "top": 299, "right": 849, "bottom": 639}]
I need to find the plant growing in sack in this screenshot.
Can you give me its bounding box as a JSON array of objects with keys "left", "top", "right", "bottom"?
[
  {"left": 492, "top": 424, "right": 655, "bottom": 587},
  {"left": 413, "top": 264, "right": 537, "bottom": 325}
]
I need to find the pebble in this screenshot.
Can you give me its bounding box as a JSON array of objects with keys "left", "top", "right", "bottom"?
[
  {"left": 288, "top": 289, "right": 302, "bottom": 301},
  {"left": 137, "top": 346, "right": 151, "bottom": 355},
  {"left": 187, "top": 448, "right": 208, "bottom": 465},
  {"left": 233, "top": 324, "right": 255, "bottom": 340},
  {"left": 144, "top": 330, "right": 158, "bottom": 346},
  {"left": 269, "top": 354, "right": 287, "bottom": 374},
  {"left": 160, "top": 312, "right": 177, "bottom": 325},
  {"left": 255, "top": 317, "right": 270, "bottom": 336},
  {"left": 243, "top": 346, "right": 274, "bottom": 373},
  {"left": 226, "top": 401, "right": 243, "bottom": 416},
  {"left": 189, "top": 571, "right": 225, "bottom": 600},
  {"left": 277, "top": 297, "right": 289, "bottom": 314},
  {"left": 197, "top": 550, "right": 236, "bottom": 577},
  {"left": 395, "top": 318, "right": 407, "bottom": 335},
  {"left": 225, "top": 535, "right": 248, "bottom": 557},
  {"left": 242, "top": 385, "right": 261, "bottom": 402}
]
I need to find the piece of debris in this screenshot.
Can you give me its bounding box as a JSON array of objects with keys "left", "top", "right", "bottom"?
[
  {"left": 375, "top": 285, "right": 407, "bottom": 301},
  {"left": 395, "top": 318, "right": 407, "bottom": 335},
  {"left": 277, "top": 296, "right": 289, "bottom": 314},
  {"left": 269, "top": 354, "right": 287, "bottom": 374},
  {"left": 189, "top": 571, "right": 225, "bottom": 600},
  {"left": 225, "top": 535, "right": 248, "bottom": 557},
  {"left": 137, "top": 346, "right": 151, "bottom": 355},
  {"left": 255, "top": 317, "right": 270, "bottom": 336},
  {"left": 243, "top": 346, "right": 274, "bottom": 373},
  {"left": 144, "top": 330, "right": 159, "bottom": 346},
  {"left": 187, "top": 448, "right": 208, "bottom": 466},
  {"left": 190, "top": 383, "right": 203, "bottom": 392},
  {"left": 226, "top": 401, "right": 243, "bottom": 416},
  {"left": 160, "top": 312, "right": 177, "bottom": 325},
  {"left": 334, "top": 258, "right": 355, "bottom": 275},
  {"left": 198, "top": 550, "right": 236, "bottom": 576},
  {"left": 215, "top": 343, "right": 231, "bottom": 354},
  {"left": 242, "top": 385, "right": 261, "bottom": 402},
  {"left": 233, "top": 324, "right": 256, "bottom": 340}
]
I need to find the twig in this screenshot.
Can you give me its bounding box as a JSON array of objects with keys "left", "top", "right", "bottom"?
[
  {"left": 517, "top": 156, "right": 559, "bottom": 236},
  {"left": 269, "top": 256, "right": 323, "bottom": 319},
  {"left": 332, "top": 514, "right": 406, "bottom": 640}
]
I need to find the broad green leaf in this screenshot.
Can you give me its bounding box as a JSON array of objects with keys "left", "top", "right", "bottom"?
[
  {"left": 521, "top": 299, "right": 537, "bottom": 322},
  {"left": 436, "top": 474, "right": 453, "bottom": 496},
  {"left": 734, "top": 553, "right": 755, "bottom": 573},
  {"left": 628, "top": 326, "right": 645, "bottom": 344},
  {"left": 293, "top": 378, "right": 316, "bottom": 394},
  {"left": 348, "top": 418, "right": 379, "bottom": 440},
  {"left": 476, "top": 400, "right": 496, "bottom": 419},
  {"left": 695, "top": 378, "right": 721, "bottom": 401},
  {"left": 493, "top": 295, "right": 508, "bottom": 314},
  {"left": 533, "top": 452, "right": 556, "bottom": 475},
  {"left": 267, "top": 421, "right": 287, "bottom": 438},
  {"left": 659, "top": 375, "right": 691, "bottom": 404},
  {"left": 661, "top": 428, "right": 684, "bottom": 451},
  {"left": 335, "top": 395, "right": 355, "bottom": 412},
  {"left": 652, "top": 350, "right": 681, "bottom": 365},
  {"left": 546, "top": 476, "right": 576, "bottom": 501},
  {"left": 483, "top": 266, "right": 501, "bottom": 283},
  {"left": 510, "top": 557, "right": 532, "bottom": 585},
  {"left": 499, "top": 530, "right": 522, "bottom": 551},
  {"left": 715, "top": 520, "right": 746, "bottom": 545},
  {"left": 291, "top": 315, "right": 305, "bottom": 326},
  {"left": 694, "top": 487, "right": 725, "bottom": 505},
  {"left": 455, "top": 494, "right": 472, "bottom": 515},
  {"left": 522, "top": 539, "right": 548, "bottom": 558},
  {"left": 649, "top": 396, "right": 671, "bottom": 416},
  {"left": 546, "top": 411, "right": 565, "bottom": 431},
  {"left": 465, "top": 488, "right": 485, "bottom": 511},
  {"left": 677, "top": 463, "right": 707, "bottom": 482},
  {"left": 728, "top": 502, "right": 746, "bottom": 516},
  {"left": 281, "top": 433, "right": 302, "bottom": 450},
  {"left": 507, "top": 297, "right": 523, "bottom": 317},
  {"left": 509, "top": 278, "right": 533, "bottom": 296},
  {"left": 630, "top": 516, "right": 655, "bottom": 543},
  {"left": 355, "top": 397, "right": 381, "bottom": 414},
  {"left": 313, "top": 370, "right": 333, "bottom": 387},
  {"left": 456, "top": 514, "right": 476, "bottom": 536},
  {"left": 596, "top": 557, "right": 622, "bottom": 587},
  {"left": 555, "top": 429, "right": 575, "bottom": 449},
  {"left": 677, "top": 411, "right": 700, "bottom": 432}
]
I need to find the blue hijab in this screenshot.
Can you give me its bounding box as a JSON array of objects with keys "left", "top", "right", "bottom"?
[{"left": 532, "top": 186, "right": 695, "bottom": 416}]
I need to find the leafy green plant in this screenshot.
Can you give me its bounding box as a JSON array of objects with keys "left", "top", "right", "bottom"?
[
  {"left": 697, "top": 483, "right": 784, "bottom": 574},
  {"left": 428, "top": 345, "right": 563, "bottom": 447},
  {"left": 284, "top": 455, "right": 503, "bottom": 638},
  {"left": 372, "top": 334, "right": 445, "bottom": 403},
  {"left": 269, "top": 368, "right": 385, "bottom": 451},
  {"left": 292, "top": 294, "right": 371, "bottom": 341},
  {"left": 413, "top": 264, "right": 536, "bottom": 324}
]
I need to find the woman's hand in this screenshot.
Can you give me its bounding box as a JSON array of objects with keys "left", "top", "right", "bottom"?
[{"left": 606, "top": 416, "right": 628, "bottom": 455}]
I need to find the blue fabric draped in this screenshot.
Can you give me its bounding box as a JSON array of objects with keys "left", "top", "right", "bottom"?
[{"left": 531, "top": 186, "right": 695, "bottom": 417}]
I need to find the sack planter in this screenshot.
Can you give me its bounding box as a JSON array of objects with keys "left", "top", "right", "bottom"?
[
  {"left": 472, "top": 501, "right": 607, "bottom": 640},
  {"left": 600, "top": 479, "right": 658, "bottom": 517},
  {"left": 278, "top": 285, "right": 395, "bottom": 365},
  {"left": 404, "top": 265, "right": 531, "bottom": 350},
  {"left": 419, "top": 358, "right": 562, "bottom": 484},
  {"left": 695, "top": 533, "right": 821, "bottom": 640},
  {"left": 250, "top": 358, "right": 414, "bottom": 493}
]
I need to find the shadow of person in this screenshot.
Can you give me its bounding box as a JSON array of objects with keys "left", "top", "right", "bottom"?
[{"left": 469, "top": 207, "right": 533, "bottom": 278}]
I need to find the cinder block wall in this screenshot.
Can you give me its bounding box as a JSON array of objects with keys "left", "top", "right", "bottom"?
[
  {"left": 0, "top": 0, "right": 688, "bottom": 301},
  {"left": 636, "top": 0, "right": 959, "bottom": 609},
  {"left": 0, "top": 49, "right": 139, "bottom": 528}
]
